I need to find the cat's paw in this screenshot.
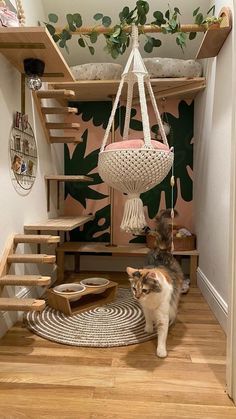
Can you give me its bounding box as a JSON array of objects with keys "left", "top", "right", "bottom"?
[
  {"left": 144, "top": 325, "right": 153, "bottom": 334},
  {"left": 156, "top": 347, "right": 167, "bottom": 358}
]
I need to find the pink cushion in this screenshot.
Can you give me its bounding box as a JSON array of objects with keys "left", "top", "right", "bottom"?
[{"left": 105, "top": 139, "right": 169, "bottom": 151}]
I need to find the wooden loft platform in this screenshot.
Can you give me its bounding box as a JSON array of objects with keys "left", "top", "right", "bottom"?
[
  {"left": 49, "top": 77, "right": 206, "bottom": 101},
  {"left": 0, "top": 27, "right": 75, "bottom": 82}
]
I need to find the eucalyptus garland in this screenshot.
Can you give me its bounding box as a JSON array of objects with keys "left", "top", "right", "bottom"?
[{"left": 44, "top": 1, "right": 220, "bottom": 58}]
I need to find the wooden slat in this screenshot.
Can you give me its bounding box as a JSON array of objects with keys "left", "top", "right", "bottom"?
[
  {"left": 36, "top": 89, "right": 75, "bottom": 99},
  {"left": 24, "top": 215, "right": 94, "bottom": 232},
  {"left": 7, "top": 254, "right": 56, "bottom": 264},
  {"left": 14, "top": 234, "right": 60, "bottom": 244},
  {"left": 45, "top": 122, "right": 80, "bottom": 130},
  {"left": 56, "top": 242, "right": 199, "bottom": 256},
  {"left": 49, "top": 136, "right": 82, "bottom": 144},
  {"left": 41, "top": 107, "right": 78, "bottom": 115},
  {"left": 0, "top": 298, "right": 45, "bottom": 312},
  {"left": 48, "top": 78, "right": 206, "bottom": 101},
  {"left": 0, "top": 27, "right": 74, "bottom": 82},
  {"left": 0, "top": 275, "right": 51, "bottom": 286},
  {"left": 45, "top": 175, "right": 92, "bottom": 182}
]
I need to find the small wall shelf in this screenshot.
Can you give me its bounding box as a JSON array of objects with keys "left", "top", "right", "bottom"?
[
  {"left": 45, "top": 175, "right": 93, "bottom": 211},
  {"left": 0, "top": 27, "right": 75, "bottom": 81}
]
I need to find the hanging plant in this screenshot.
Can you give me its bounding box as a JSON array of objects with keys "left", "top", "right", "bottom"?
[{"left": 44, "top": 1, "right": 220, "bottom": 57}]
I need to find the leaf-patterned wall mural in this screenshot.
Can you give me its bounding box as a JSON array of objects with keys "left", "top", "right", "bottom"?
[{"left": 64, "top": 99, "right": 194, "bottom": 244}]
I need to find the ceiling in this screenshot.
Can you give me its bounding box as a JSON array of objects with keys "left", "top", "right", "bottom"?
[{"left": 41, "top": 0, "right": 211, "bottom": 67}]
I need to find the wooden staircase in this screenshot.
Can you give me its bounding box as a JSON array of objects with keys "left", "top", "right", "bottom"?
[
  {"left": 33, "top": 87, "right": 82, "bottom": 145},
  {"left": 0, "top": 234, "right": 60, "bottom": 312}
]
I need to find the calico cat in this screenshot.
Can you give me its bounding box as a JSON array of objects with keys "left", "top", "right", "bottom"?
[{"left": 127, "top": 210, "right": 184, "bottom": 358}]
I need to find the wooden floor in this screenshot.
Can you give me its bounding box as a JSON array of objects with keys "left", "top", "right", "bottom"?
[{"left": 0, "top": 271, "right": 235, "bottom": 418}]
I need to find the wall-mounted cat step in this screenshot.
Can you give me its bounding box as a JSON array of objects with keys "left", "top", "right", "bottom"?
[
  {"left": 0, "top": 275, "right": 51, "bottom": 286},
  {"left": 49, "top": 136, "right": 82, "bottom": 144},
  {"left": 36, "top": 89, "right": 75, "bottom": 99},
  {"left": 0, "top": 298, "right": 45, "bottom": 312},
  {"left": 45, "top": 122, "right": 80, "bottom": 130},
  {"left": 41, "top": 107, "right": 78, "bottom": 115},
  {"left": 14, "top": 234, "right": 60, "bottom": 244},
  {"left": 7, "top": 254, "right": 56, "bottom": 264}
]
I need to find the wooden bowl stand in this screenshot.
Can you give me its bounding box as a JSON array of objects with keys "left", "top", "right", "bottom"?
[{"left": 46, "top": 281, "right": 118, "bottom": 316}]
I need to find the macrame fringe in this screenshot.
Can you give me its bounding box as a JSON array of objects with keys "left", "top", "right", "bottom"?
[{"left": 120, "top": 194, "right": 147, "bottom": 234}]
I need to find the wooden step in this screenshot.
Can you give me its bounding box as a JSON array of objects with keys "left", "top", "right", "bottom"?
[
  {"left": 7, "top": 254, "right": 56, "bottom": 264},
  {"left": 24, "top": 215, "right": 95, "bottom": 232},
  {"left": 41, "top": 107, "right": 78, "bottom": 115},
  {"left": 14, "top": 234, "right": 60, "bottom": 244},
  {"left": 46, "top": 122, "right": 80, "bottom": 130},
  {"left": 49, "top": 136, "right": 82, "bottom": 144},
  {"left": 36, "top": 89, "right": 75, "bottom": 99},
  {"left": 0, "top": 298, "right": 45, "bottom": 312},
  {"left": 0, "top": 275, "right": 51, "bottom": 286}
]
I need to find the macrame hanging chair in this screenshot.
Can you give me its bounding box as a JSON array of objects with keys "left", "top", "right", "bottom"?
[{"left": 98, "top": 25, "right": 174, "bottom": 234}]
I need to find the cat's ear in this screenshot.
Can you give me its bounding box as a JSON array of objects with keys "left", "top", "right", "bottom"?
[
  {"left": 147, "top": 271, "right": 157, "bottom": 280},
  {"left": 126, "top": 267, "right": 136, "bottom": 277}
]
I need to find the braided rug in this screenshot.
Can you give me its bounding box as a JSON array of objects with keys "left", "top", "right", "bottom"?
[{"left": 25, "top": 288, "right": 156, "bottom": 347}]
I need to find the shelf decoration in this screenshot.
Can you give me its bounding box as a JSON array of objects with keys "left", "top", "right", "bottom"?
[{"left": 9, "top": 111, "right": 38, "bottom": 195}]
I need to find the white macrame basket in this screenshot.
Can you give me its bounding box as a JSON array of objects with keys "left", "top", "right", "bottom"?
[{"left": 98, "top": 25, "right": 174, "bottom": 234}]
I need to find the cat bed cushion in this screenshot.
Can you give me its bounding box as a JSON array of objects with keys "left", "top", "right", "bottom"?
[
  {"left": 105, "top": 139, "right": 169, "bottom": 151},
  {"left": 70, "top": 63, "right": 123, "bottom": 80},
  {"left": 143, "top": 57, "right": 202, "bottom": 78}
]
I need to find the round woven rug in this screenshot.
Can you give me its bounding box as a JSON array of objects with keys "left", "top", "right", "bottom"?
[{"left": 25, "top": 288, "right": 156, "bottom": 347}]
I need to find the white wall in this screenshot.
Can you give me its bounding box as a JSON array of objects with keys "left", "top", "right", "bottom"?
[
  {"left": 0, "top": 0, "right": 64, "bottom": 336},
  {"left": 194, "top": 1, "right": 233, "bottom": 331}
]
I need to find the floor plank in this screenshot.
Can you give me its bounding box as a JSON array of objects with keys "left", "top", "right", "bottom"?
[{"left": 0, "top": 271, "right": 234, "bottom": 418}]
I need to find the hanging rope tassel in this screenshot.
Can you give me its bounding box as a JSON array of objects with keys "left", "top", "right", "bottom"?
[{"left": 120, "top": 193, "right": 147, "bottom": 234}]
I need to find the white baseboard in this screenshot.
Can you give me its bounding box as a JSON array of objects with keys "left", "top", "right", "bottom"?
[{"left": 197, "top": 267, "right": 228, "bottom": 332}]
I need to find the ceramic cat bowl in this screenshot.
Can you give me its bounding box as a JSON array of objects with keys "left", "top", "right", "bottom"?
[
  {"left": 80, "top": 277, "right": 109, "bottom": 287},
  {"left": 53, "top": 283, "right": 85, "bottom": 296}
]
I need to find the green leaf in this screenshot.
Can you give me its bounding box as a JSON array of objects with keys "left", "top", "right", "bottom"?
[
  {"left": 193, "top": 7, "right": 200, "bottom": 17},
  {"left": 195, "top": 13, "right": 204, "bottom": 25},
  {"left": 52, "top": 34, "right": 60, "bottom": 42},
  {"left": 48, "top": 13, "right": 58, "bottom": 23},
  {"left": 174, "top": 7, "right": 181, "bottom": 15},
  {"left": 119, "top": 6, "right": 129, "bottom": 20},
  {"left": 73, "top": 13, "right": 82, "bottom": 28},
  {"left": 94, "top": 13, "right": 103, "bottom": 21},
  {"left": 89, "top": 46, "right": 95, "bottom": 55},
  {"left": 45, "top": 23, "right": 55, "bottom": 36},
  {"left": 165, "top": 9, "right": 170, "bottom": 20},
  {"left": 144, "top": 40, "right": 153, "bottom": 53},
  {"left": 66, "top": 14, "right": 73, "bottom": 25},
  {"left": 139, "top": 14, "right": 147, "bottom": 25},
  {"left": 153, "top": 10, "right": 166, "bottom": 26},
  {"left": 89, "top": 31, "right": 98, "bottom": 43},
  {"left": 102, "top": 16, "right": 112, "bottom": 27},
  {"left": 78, "top": 37, "right": 86, "bottom": 47},
  {"left": 111, "top": 47, "right": 119, "bottom": 59},
  {"left": 207, "top": 5, "right": 215, "bottom": 15},
  {"left": 59, "top": 40, "right": 65, "bottom": 48},
  {"left": 169, "top": 17, "right": 178, "bottom": 30},
  {"left": 189, "top": 31, "right": 197, "bottom": 40},
  {"left": 112, "top": 26, "right": 121, "bottom": 38},
  {"left": 153, "top": 38, "right": 162, "bottom": 47}
]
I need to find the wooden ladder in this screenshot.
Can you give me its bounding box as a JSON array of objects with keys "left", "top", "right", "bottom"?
[{"left": 0, "top": 234, "right": 60, "bottom": 312}]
